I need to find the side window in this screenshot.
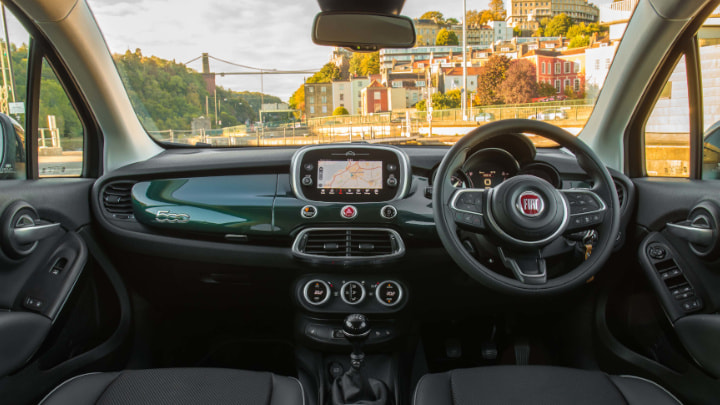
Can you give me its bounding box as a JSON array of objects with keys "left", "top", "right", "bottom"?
[
  {"left": 38, "top": 59, "right": 83, "bottom": 177},
  {"left": 644, "top": 56, "right": 690, "bottom": 177},
  {"left": 0, "top": 6, "right": 29, "bottom": 180},
  {"left": 699, "top": 25, "right": 720, "bottom": 179},
  {"left": 0, "top": 5, "right": 84, "bottom": 179}
]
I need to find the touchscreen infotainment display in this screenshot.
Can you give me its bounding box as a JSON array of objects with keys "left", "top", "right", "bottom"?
[
  {"left": 293, "top": 146, "right": 407, "bottom": 202},
  {"left": 317, "top": 160, "right": 383, "bottom": 190}
]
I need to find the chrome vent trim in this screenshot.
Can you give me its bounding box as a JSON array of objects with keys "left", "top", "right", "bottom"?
[
  {"left": 292, "top": 227, "right": 405, "bottom": 261},
  {"left": 101, "top": 181, "right": 136, "bottom": 220}
]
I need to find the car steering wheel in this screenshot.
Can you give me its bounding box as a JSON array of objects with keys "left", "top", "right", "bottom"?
[{"left": 433, "top": 119, "right": 621, "bottom": 295}]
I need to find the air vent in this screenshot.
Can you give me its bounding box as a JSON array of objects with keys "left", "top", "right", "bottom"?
[
  {"left": 293, "top": 228, "right": 405, "bottom": 261},
  {"left": 102, "top": 181, "right": 135, "bottom": 220},
  {"left": 614, "top": 180, "right": 626, "bottom": 209}
]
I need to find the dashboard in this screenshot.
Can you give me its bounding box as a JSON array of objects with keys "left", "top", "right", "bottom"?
[{"left": 91, "top": 134, "right": 635, "bottom": 273}]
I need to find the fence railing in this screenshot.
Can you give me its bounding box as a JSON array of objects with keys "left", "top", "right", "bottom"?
[{"left": 146, "top": 102, "right": 595, "bottom": 147}]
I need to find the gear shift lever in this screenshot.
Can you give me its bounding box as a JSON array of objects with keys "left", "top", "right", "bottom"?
[
  {"left": 331, "top": 314, "right": 390, "bottom": 405},
  {"left": 343, "top": 313, "right": 370, "bottom": 369}
]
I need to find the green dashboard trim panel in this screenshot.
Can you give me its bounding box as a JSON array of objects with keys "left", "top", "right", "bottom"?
[
  {"left": 131, "top": 174, "right": 436, "bottom": 239},
  {"left": 132, "top": 175, "right": 277, "bottom": 235}
]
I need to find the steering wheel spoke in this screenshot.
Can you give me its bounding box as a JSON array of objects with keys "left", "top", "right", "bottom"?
[
  {"left": 562, "top": 189, "right": 607, "bottom": 232},
  {"left": 449, "top": 189, "right": 487, "bottom": 232},
  {"left": 498, "top": 247, "right": 547, "bottom": 285}
]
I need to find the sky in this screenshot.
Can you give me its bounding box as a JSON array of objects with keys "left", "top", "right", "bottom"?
[{"left": 81, "top": 0, "right": 612, "bottom": 102}]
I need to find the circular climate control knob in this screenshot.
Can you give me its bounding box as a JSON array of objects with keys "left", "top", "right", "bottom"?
[
  {"left": 375, "top": 280, "right": 403, "bottom": 307},
  {"left": 341, "top": 281, "right": 366, "bottom": 305},
  {"left": 303, "top": 279, "right": 331, "bottom": 306}
]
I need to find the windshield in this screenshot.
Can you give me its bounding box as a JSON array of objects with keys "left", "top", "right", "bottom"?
[{"left": 89, "top": 0, "right": 635, "bottom": 148}]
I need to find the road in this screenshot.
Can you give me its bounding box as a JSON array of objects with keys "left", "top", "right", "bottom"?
[{"left": 39, "top": 151, "right": 83, "bottom": 177}]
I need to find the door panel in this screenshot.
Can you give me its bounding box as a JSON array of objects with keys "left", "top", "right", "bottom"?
[
  {"left": 632, "top": 178, "right": 720, "bottom": 384},
  {"left": 0, "top": 179, "right": 93, "bottom": 377}
]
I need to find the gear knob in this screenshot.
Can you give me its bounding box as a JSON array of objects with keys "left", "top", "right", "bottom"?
[{"left": 343, "top": 313, "right": 370, "bottom": 339}]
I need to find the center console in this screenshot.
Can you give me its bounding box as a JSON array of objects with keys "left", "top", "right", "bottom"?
[{"left": 289, "top": 145, "right": 414, "bottom": 405}]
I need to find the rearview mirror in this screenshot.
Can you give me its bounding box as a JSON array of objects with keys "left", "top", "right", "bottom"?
[
  {"left": 0, "top": 113, "right": 26, "bottom": 180},
  {"left": 312, "top": 12, "right": 416, "bottom": 51}
]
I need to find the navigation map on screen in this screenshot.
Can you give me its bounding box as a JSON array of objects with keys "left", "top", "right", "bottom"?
[{"left": 317, "top": 160, "right": 383, "bottom": 189}]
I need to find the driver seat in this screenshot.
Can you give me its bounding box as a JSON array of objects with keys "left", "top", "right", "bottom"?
[{"left": 413, "top": 366, "right": 681, "bottom": 405}]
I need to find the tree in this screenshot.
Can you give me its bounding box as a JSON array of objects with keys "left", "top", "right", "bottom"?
[
  {"left": 289, "top": 84, "right": 305, "bottom": 115},
  {"left": 333, "top": 106, "right": 349, "bottom": 115},
  {"left": 466, "top": 9, "right": 496, "bottom": 27},
  {"left": 532, "top": 27, "right": 544, "bottom": 37},
  {"left": 566, "top": 22, "right": 605, "bottom": 47},
  {"left": 440, "top": 89, "right": 462, "bottom": 109},
  {"left": 436, "top": 29, "right": 459, "bottom": 46},
  {"left": 362, "top": 52, "right": 380, "bottom": 75},
  {"left": 537, "top": 82, "right": 557, "bottom": 98},
  {"left": 415, "top": 90, "right": 461, "bottom": 111},
  {"left": 569, "top": 35, "right": 590, "bottom": 48},
  {"left": 564, "top": 85, "right": 585, "bottom": 100},
  {"left": 349, "top": 53, "right": 364, "bottom": 76},
  {"left": 480, "top": 10, "right": 496, "bottom": 24},
  {"left": 466, "top": 10, "right": 480, "bottom": 27},
  {"left": 109, "top": 49, "right": 281, "bottom": 130},
  {"left": 445, "top": 17, "right": 459, "bottom": 25},
  {"left": 307, "top": 62, "right": 340, "bottom": 83},
  {"left": 349, "top": 53, "right": 380, "bottom": 76},
  {"left": 420, "top": 11, "right": 444, "bottom": 23},
  {"left": 489, "top": 0, "right": 506, "bottom": 20},
  {"left": 544, "top": 13, "right": 573, "bottom": 37},
  {"left": 498, "top": 59, "right": 537, "bottom": 104},
  {"left": 475, "top": 54, "right": 510, "bottom": 105}
]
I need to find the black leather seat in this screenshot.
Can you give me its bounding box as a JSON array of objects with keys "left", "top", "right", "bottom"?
[
  {"left": 413, "top": 366, "right": 681, "bottom": 405},
  {"left": 39, "top": 368, "right": 304, "bottom": 405}
]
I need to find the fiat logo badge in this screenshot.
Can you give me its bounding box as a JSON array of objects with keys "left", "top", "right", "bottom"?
[{"left": 517, "top": 191, "right": 544, "bottom": 217}]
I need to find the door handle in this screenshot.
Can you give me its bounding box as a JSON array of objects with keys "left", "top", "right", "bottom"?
[
  {"left": 1, "top": 201, "right": 64, "bottom": 259},
  {"left": 666, "top": 216, "right": 714, "bottom": 246},
  {"left": 12, "top": 214, "right": 62, "bottom": 244}
]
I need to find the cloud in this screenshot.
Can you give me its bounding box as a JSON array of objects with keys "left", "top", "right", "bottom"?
[{"left": 89, "top": 0, "right": 528, "bottom": 100}]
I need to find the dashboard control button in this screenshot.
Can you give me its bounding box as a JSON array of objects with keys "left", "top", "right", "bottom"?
[
  {"left": 387, "top": 163, "right": 397, "bottom": 172},
  {"left": 301, "top": 175, "right": 313, "bottom": 186},
  {"left": 303, "top": 279, "right": 331, "bottom": 306},
  {"left": 376, "top": 280, "right": 403, "bottom": 307},
  {"left": 301, "top": 205, "right": 318, "bottom": 219},
  {"left": 341, "top": 281, "right": 366, "bottom": 305},
  {"left": 341, "top": 205, "right": 357, "bottom": 219},
  {"left": 380, "top": 205, "right": 397, "bottom": 219},
  {"left": 304, "top": 163, "right": 315, "bottom": 171},
  {"left": 387, "top": 175, "right": 398, "bottom": 188}
]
